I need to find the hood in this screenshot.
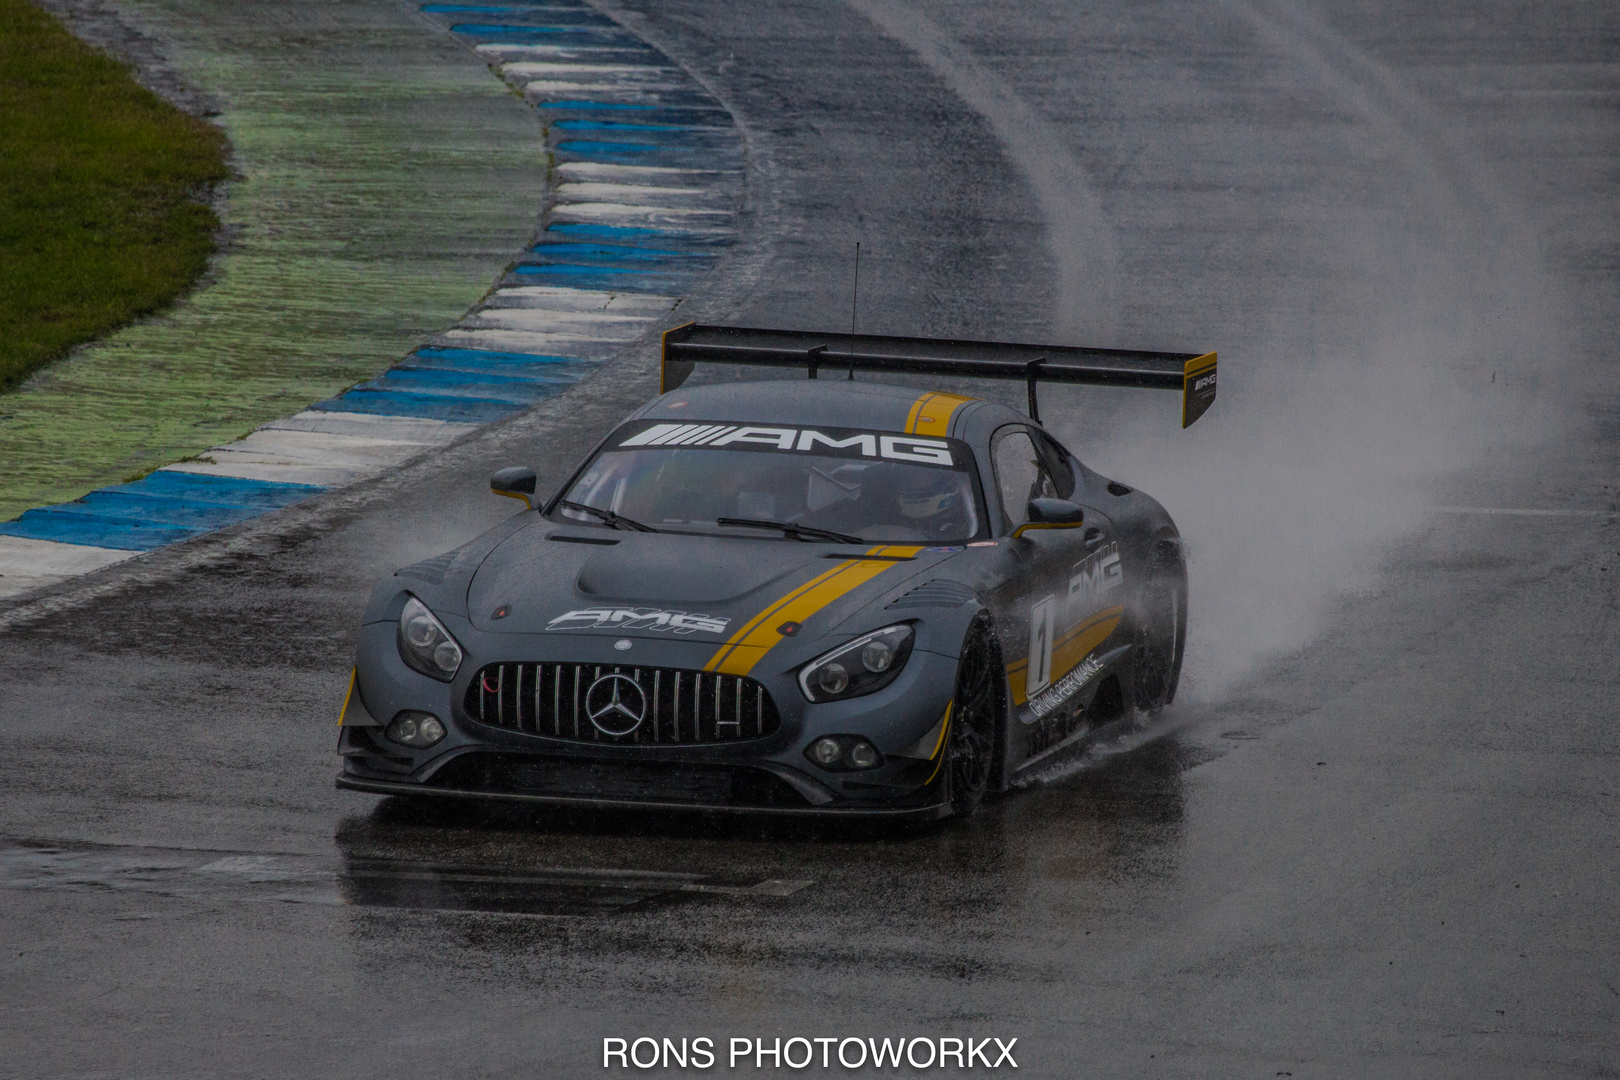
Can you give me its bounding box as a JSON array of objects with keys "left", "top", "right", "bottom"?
[{"left": 465, "top": 522, "right": 963, "bottom": 650}]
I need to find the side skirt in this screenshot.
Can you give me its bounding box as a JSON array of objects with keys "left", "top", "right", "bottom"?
[{"left": 1008, "top": 644, "right": 1134, "bottom": 776}]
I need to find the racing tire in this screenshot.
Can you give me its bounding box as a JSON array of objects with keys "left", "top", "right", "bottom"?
[
  {"left": 946, "top": 613, "right": 1004, "bottom": 818},
  {"left": 1132, "top": 539, "right": 1188, "bottom": 711}
]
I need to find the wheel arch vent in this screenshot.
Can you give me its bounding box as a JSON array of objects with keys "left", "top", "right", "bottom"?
[
  {"left": 886, "top": 579, "right": 977, "bottom": 610},
  {"left": 397, "top": 552, "right": 454, "bottom": 585}
]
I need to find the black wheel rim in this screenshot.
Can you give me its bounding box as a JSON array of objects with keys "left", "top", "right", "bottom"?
[{"left": 950, "top": 619, "right": 998, "bottom": 800}]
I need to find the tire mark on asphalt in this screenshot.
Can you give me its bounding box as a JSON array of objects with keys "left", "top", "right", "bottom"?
[
  {"left": 1228, "top": 0, "right": 1561, "bottom": 341},
  {"left": 842, "top": 0, "right": 1120, "bottom": 342}
]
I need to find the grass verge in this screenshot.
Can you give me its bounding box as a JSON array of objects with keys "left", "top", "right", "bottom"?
[
  {"left": 0, "top": 0, "right": 545, "bottom": 525},
  {"left": 0, "top": 0, "right": 229, "bottom": 391}
]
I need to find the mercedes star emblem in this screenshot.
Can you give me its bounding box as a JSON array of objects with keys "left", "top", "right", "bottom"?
[{"left": 584, "top": 673, "right": 647, "bottom": 736}]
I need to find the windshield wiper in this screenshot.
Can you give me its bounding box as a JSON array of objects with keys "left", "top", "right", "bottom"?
[
  {"left": 715, "top": 517, "right": 864, "bottom": 544},
  {"left": 559, "top": 499, "right": 658, "bottom": 533}
]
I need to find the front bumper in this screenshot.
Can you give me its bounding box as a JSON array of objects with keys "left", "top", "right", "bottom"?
[
  {"left": 337, "top": 721, "right": 952, "bottom": 818},
  {"left": 341, "top": 616, "right": 963, "bottom": 816}
]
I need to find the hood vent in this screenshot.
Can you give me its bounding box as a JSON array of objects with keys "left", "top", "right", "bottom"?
[{"left": 886, "top": 579, "right": 976, "bottom": 610}]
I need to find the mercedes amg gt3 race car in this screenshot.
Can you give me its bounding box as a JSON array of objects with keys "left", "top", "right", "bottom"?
[{"left": 337, "top": 325, "right": 1217, "bottom": 819}]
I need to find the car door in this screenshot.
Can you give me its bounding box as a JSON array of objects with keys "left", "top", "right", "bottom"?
[
  {"left": 986, "top": 426, "right": 1083, "bottom": 704},
  {"left": 993, "top": 425, "right": 1123, "bottom": 696},
  {"left": 1037, "top": 430, "right": 1125, "bottom": 685},
  {"left": 988, "top": 425, "right": 1126, "bottom": 769}
]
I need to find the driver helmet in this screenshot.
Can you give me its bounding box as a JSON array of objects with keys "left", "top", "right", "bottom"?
[{"left": 897, "top": 472, "right": 962, "bottom": 520}]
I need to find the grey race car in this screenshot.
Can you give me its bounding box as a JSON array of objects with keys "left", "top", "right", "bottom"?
[{"left": 337, "top": 325, "right": 1217, "bottom": 820}]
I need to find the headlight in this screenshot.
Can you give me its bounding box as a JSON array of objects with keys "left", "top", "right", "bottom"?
[
  {"left": 397, "top": 596, "right": 463, "bottom": 681},
  {"left": 798, "top": 624, "right": 914, "bottom": 703}
]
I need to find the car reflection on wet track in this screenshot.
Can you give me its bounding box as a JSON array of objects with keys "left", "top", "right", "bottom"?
[
  {"left": 340, "top": 860, "right": 810, "bottom": 916},
  {"left": 1, "top": 736, "right": 1192, "bottom": 926},
  {"left": 329, "top": 732, "right": 1193, "bottom": 920}
]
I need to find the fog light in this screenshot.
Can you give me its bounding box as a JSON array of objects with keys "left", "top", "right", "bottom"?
[
  {"left": 386, "top": 710, "right": 445, "bottom": 748},
  {"left": 849, "top": 741, "right": 880, "bottom": 768},
  {"left": 803, "top": 735, "right": 884, "bottom": 772},
  {"left": 810, "top": 737, "right": 842, "bottom": 766}
]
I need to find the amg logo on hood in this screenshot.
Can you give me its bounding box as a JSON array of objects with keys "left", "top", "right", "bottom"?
[{"left": 546, "top": 607, "right": 731, "bottom": 635}]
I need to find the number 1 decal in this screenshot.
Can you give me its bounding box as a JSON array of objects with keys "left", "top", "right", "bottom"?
[{"left": 1027, "top": 595, "right": 1055, "bottom": 697}]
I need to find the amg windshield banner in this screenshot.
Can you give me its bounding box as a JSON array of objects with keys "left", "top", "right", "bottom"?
[{"left": 610, "top": 420, "right": 975, "bottom": 470}]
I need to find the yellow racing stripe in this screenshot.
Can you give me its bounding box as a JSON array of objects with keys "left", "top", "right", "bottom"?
[
  {"left": 904, "top": 391, "right": 976, "bottom": 435},
  {"left": 1005, "top": 605, "right": 1122, "bottom": 676},
  {"left": 1006, "top": 605, "right": 1124, "bottom": 705},
  {"left": 337, "top": 668, "right": 357, "bottom": 726},
  {"left": 922, "top": 702, "right": 953, "bottom": 786},
  {"left": 705, "top": 546, "right": 924, "bottom": 676}
]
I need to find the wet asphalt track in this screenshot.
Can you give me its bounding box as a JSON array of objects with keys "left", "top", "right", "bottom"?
[{"left": 3, "top": 1, "right": 1618, "bottom": 1077}]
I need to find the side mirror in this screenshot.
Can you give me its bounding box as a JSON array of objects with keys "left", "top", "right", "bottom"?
[
  {"left": 490, "top": 466, "right": 538, "bottom": 510},
  {"left": 1013, "top": 497, "right": 1084, "bottom": 538}
]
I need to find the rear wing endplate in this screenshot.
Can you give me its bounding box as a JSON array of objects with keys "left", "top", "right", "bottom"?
[{"left": 660, "top": 324, "right": 1217, "bottom": 427}]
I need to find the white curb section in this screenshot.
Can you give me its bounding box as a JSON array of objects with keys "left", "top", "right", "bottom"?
[{"left": 0, "top": 537, "right": 141, "bottom": 595}]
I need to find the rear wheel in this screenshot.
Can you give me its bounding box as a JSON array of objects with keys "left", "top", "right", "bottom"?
[
  {"left": 946, "top": 614, "right": 1004, "bottom": 818},
  {"left": 1133, "top": 540, "right": 1187, "bottom": 711}
]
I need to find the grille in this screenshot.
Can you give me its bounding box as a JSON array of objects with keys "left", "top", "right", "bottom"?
[{"left": 465, "top": 662, "right": 780, "bottom": 744}]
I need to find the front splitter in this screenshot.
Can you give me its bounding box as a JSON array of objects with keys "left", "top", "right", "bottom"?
[{"left": 335, "top": 774, "right": 954, "bottom": 821}]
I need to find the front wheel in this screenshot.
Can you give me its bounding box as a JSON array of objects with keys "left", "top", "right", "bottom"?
[{"left": 945, "top": 614, "right": 1005, "bottom": 818}]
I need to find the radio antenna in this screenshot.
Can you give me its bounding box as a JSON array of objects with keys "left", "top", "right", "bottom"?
[{"left": 847, "top": 242, "right": 860, "bottom": 380}]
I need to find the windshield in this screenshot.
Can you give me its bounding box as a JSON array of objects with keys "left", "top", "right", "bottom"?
[{"left": 554, "top": 421, "right": 985, "bottom": 543}]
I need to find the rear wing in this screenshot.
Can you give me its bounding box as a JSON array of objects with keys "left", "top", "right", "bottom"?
[{"left": 660, "top": 324, "right": 1217, "bottom": 428}]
